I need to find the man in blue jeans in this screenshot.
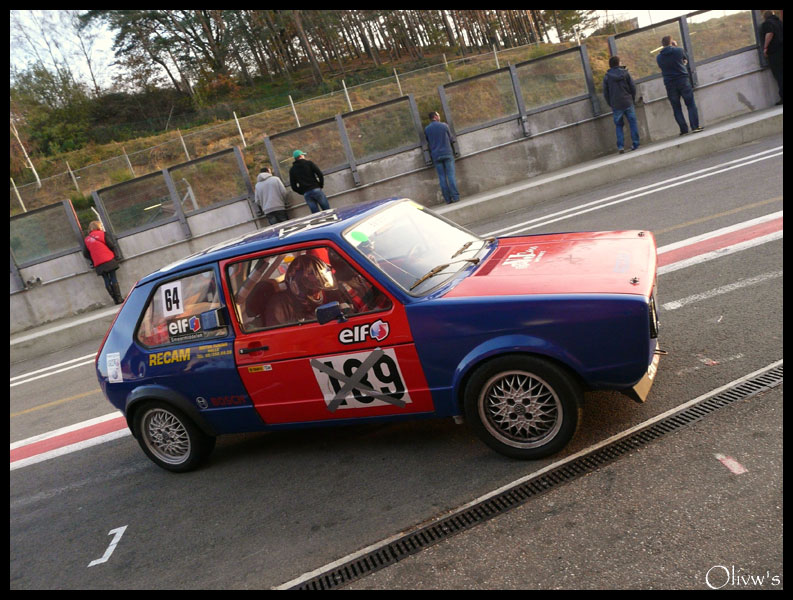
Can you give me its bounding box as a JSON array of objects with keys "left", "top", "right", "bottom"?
[
  {"left": 656, "top": 36, "right": 703, "bottom": 136},
  {"left": 603, "top": 55, "right": 640, "bottom": 153},
  {"left": 289, "top": 150, "right": 330, "bottom": 213},
  {"left": 424, "top": 111, "right": 460, "bottom": 204}
]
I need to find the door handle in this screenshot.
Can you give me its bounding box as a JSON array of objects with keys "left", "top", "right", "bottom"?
[{"left": 239, "top": 345, "right": 269, "bottom": 354}]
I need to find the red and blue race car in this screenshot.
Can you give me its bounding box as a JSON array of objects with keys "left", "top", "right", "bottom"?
[{"left": 96, "top": 197, "right": 660, "bottom": 472}]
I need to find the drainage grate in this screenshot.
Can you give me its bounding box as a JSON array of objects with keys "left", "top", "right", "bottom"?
[{"left": 289, "top": 364, "right": 783, "bottom": 590}]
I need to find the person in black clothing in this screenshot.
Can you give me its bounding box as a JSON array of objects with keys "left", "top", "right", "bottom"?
[
  {"left": 603, "top": 55, "right": 640, "bottom": 153},
  {"left": 656, "top": 36, "right": 703, "bottom": 136},
  {"left": 759, "top": 11, "right": 783, "bottom": 105},
  {"left": 288, "top": 150, "right": 330, "bottom": 213}
]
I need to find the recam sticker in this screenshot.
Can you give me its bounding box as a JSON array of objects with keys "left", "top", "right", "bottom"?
[{"left": 310, "top": 348, "right": 412, "bottom": 411}]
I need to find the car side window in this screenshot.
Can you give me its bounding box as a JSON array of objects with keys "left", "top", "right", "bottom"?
[
  {"left": 228, "top": 247, "right": 391, "bottom": 333},
  {"left": 136, "top": 270, "right": 227, "bottom": 347}
]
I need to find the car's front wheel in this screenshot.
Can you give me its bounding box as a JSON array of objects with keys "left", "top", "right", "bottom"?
[
  {"left": 133, "top": 401, "right": 215, "bottom": 472},
  {"left": 464, "top": 355, "right": 582, "bottom": 459}
]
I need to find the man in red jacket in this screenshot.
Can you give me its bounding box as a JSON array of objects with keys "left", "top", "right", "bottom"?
[{"left": 83, "top": 221, "right": 124, "bottom": 304}]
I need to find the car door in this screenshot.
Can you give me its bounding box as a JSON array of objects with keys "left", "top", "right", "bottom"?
[{"left": 222, "top": 242, "right": 434, "bottom": 425}]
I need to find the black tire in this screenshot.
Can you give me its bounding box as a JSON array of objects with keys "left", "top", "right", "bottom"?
[
  {"left": 464, "top": 355, "right": 582, "bottom": 459},
  {"left": 132, "top": 401, "right": 216, "bottom": 472}
]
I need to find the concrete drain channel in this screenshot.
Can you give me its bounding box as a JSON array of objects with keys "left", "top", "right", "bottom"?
[{"left": 288, "top": 363, "right": 783, "bottom": 590}]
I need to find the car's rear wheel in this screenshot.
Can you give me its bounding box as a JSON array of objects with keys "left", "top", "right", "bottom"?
[
  {"left": 133, "top": 401, "right": 215, "bottom": 472},
  {"left": 464, "top": 355, "right": 582, "bottom": 459}
]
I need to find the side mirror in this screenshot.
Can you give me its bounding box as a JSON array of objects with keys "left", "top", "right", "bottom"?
[{"left": 316, "top": 301, "right": 346, "bottom": 325}]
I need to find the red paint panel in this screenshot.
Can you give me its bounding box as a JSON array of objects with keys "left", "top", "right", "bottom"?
[{"left": 447, "top": 231, "right": 657, "bottom": 299}]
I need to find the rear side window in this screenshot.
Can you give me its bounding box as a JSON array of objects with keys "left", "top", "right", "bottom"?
[{"left": 136, "top": 270, "right": 228, "bottom": 347}]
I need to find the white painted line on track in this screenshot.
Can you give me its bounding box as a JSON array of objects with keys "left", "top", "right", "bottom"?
[
  {"left": 483, "top": 147, "right": 783, "bottom": 238},
  {"left": 662, "top": 270, "right": 783, "bottom": 310},
  {"left": 10, "top": 352, "right": 97, "bottom": 383}
]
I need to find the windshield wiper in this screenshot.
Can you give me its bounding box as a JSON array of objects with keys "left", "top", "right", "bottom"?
[
  {"left": 451, "top": 237, "right": 496, "bottom": 259},
  {"left": 409, "top": 258, "right": 480, "bottom": 291},
  {"left": 451, "top": 241, "right": 473, "bottom": 259}
]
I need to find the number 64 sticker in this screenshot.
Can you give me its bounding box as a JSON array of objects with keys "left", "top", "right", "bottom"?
[
  {"left": 160, "top": 281, "right": 183, "bottom": 317},
  {"left": 310, "top": 348, "right": 412, "bottom": 411}
]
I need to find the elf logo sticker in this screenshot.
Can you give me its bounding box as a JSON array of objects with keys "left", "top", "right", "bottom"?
[
  {"left": 168, "top": 315, "right": 203, "bottom": 342},
  {"left": 338, "top": 319, "right": 390, "bottom": 344}
]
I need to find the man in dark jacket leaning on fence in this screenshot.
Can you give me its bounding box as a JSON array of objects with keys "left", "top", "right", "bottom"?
[
  {"left": 603, "top": 55, "right": 640, "bottom": 154},
  {"left": 289, "top": 150, "right": 330, "bottom": 214}
]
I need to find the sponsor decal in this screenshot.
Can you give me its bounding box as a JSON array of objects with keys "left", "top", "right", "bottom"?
[
  {"left": 338, "top": 319, "right": 390, "bottom": 344},
  {"left": 106, "top": 352, "right": 123, "bottom": 383},
  {"left": 310, "top": 347, "right": 411, "bottom": 411},
  {"left": 504, "top": 247, "right": 546, "bottom": 269},
  {"left": 209, "top": 395, "right": 247, "bottom": 407},
  {"left": 247, "top": 365, "right": 272, "bottom": 373},
  {"left": 168, "top": 315, "right": 204, "bottom": 342},
  {"left": 148, "top": 348, "right": 191, "bottom": 366}
]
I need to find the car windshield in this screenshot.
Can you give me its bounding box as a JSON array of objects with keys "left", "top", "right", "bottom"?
[{"left": 343, "top": 200, "right": 487, "bottom": 295}]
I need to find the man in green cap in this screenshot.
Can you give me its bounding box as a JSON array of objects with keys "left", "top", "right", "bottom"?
[{"left": 288, "top": 150, "right": 330, "bottom": 213}]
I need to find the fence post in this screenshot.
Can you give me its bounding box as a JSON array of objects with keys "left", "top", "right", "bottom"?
[
  {"left": 62, "top": 196, "right": 86, "bottom": 248},
  {"left": 493, "top": 44, "right": 500, "bottom": 69},
  {"left": 10, "top": 118, "right": 41, "bottom": 189},
  {"left": 90, "top": 191, "right": 121, "bottom": 256},
  {"left": 10, "top": 251, "right": 25, "bottom": 292},
  {"left": 679, "top": 17, "right": 697, "bottom": 87},
  {"left": 407, "top": 94, "right": 432, "bottom": 165},
  {"left": 342, "top": 80, "right": 354, "bottom": 112},
  {"left": 66, "top": 161, "right": 82, "bottom": 195},
  {"left": 177, "top": 129, "right": 191, "bottom": 161},
  {"left": 579, "top": 44, "right": 602, "bottom": 116},
  {"left": 162, "top": 168, "right": 192, "bottom": 239},
  {"left": 437, "top": 85, "right": 460, "bottom": 156},
  {"left": 232, "top": 146, "right": 257, "bottom": 217},
  {"left": 233, "top": 111, "right": 248, "bottom": 147},
  {"left": 751, "top": 10, "right": 768, "bottom": 66},
  {"left": 122, "top": 147, "right": 136, "bottom": 177},
  {"left": 10, "top": 177, "right": 26, "bottom": 213},
  {"left": 394, "top": 68, "right": 404, "bottom": 96},
  {"left": 263, "top": 135, "right": 283, "bottom": 182},
  {"left": 508, "top": 65, "right": 531, "bottom": 137},
  {"left": 289, "top": 95, "right": 301, "bottom": 127},
  {"left": 336, "top": 115, "right": 360, "bottom": 186},
  {"left": 442, "top": 54, "right": 453, "bottom": 82}
]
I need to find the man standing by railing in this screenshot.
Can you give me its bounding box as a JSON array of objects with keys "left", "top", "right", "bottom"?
[
  {"left": 603, "top": 55, "right": 640, "bottom": 154},
  {"left": 759, "top": 11, "right": 783, "bottom": 105},
  {"left": 289, "top": 150, "right": 330, "bottom": 213},
  {"left": 656, "top": 35, "right": 703, "bottom": 137},
  {"left": 425, "top": 111, "right": 460, "bottom": 204}
]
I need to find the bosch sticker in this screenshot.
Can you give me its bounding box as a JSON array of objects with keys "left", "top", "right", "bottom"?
[
  {"left": 310, "top": 348, "right": 410, "bottom": 411},
  {"left": 106, "top": 352, "right": 122, "bottom": 383},
  {"left": 338, "top": 319, "right": 390, "bottom": 344}
]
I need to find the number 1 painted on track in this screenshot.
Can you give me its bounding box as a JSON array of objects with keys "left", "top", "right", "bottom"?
[{"left": 87, "top": 525, "right": 128, "bottom": 567}]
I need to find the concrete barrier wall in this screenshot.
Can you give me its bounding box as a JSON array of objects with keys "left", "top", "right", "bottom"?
[{"left": 10, "top": 48, "right": 780, "bottom": 335}]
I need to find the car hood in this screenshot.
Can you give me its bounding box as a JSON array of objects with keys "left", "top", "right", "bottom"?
[{"left": 445, "top": 231, "right": 657, "bottom": 299}]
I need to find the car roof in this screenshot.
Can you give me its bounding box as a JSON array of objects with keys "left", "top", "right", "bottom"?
[{"left": 137, "top": 196, "right": 403, "bottom": 285}]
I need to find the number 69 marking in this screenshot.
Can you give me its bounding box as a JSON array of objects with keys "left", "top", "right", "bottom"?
[{"left": 310, "top": 348, "right": 411, "bottom": 411}]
